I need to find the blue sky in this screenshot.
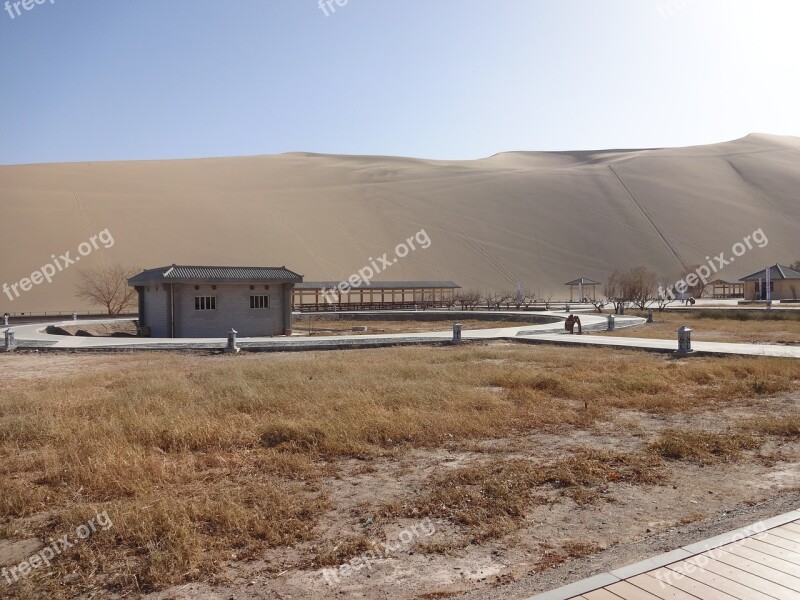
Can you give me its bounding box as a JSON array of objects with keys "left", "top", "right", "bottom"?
[{"left": 1, "top": 0, "right": 798, "bottom": 164}]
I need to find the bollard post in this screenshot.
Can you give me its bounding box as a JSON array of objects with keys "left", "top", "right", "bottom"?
[
  {"left": 607, "top": 314, "right": 615, "bottom": 331},
  {"left": 452, "top": 322, "right": 462, "bottom": 345},
  {"left": 225, "top": 328, "right": 240, "bottom": 354},
  {"left": 72, "top": 312, "right": 77, "bottom": 321},
  {"left": 4, "top": 329, "right": 16, "bottom": 352},
  {"left": 647, "top": 309, "right": 653, "bottom": 323},
  {"left": 676, "top": 326, "right": 694, "bottom": 355}
]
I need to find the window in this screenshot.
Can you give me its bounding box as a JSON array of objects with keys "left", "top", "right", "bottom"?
[
  {"left": 250, "top": 295, "right": 270, "bottom": 309},
  {"left": 195, "top": 296, "right": 216, "bottom": 311}
]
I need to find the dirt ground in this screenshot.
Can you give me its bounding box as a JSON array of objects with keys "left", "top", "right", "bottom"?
[
  {"left": 1, "top": 347, "right": 798, "bottom": 600},
  {"left": 140, "top": 419, "right": 800, "bottom": 600}
]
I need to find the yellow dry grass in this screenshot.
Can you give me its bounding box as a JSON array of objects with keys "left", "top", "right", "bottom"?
[
  {"left": 297, "top": 318, "right": 532, "bottom": 335},
  {"left": 0, "top": 343, "right": 797, "bottom": 597},
  {"left": 599, "top": 309, "right": 800, "bottom": 344}
]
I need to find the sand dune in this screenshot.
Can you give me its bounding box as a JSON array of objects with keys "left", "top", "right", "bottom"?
[{"left": 1, "top": 133, "right": 799, "bottom": 313}]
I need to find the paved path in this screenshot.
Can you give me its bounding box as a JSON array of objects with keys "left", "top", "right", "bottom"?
[
  {"left": 4, "top": 312, "right": 641, "bottom": 351},
  {"left": 515, "top": 333, "right": 800, "bottom": 358},
  {"left": 5, "top": 312, "right": 800, "bottom": 358},
  {"left": 528, "top": 510, "right": 800, "bottom": 600}
]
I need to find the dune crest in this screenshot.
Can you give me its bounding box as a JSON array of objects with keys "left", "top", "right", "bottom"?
[{"left": 1, "top": 135, "right": 799, "bottom": 313}]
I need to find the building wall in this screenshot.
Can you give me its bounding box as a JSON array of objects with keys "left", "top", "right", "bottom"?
[
  {"left": 140, "top": 282, "right": 292, "bottom": 338},
  {"left": 142, "top": 284, "right": 170, "bottom": 337},
  {"left": 744, "top": 280, "right": 800, "bottom": 301},
  {"left": 173, "top": 283, "right": 288, "bottom": 338}
]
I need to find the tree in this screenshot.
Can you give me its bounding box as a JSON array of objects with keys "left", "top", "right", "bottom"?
[
  {"left": 792, "top": 260, "right": 800, "bottom": 272},
  {"left": 454, "top": 289, "right": 481, "bottom": 311},
  {"left": 683, "top": 264, "right": 710, "bottom": 298},
  {"left": 655, "top": 278, "right": 679, "bottom": 311},
  {"left": 604, "top": 270, "right": 626, "bottom": 314},
  {"left": 605, "top": 266, "right": 659, "bottom": 312},
  {"left": 589, "top": 298, "right": 608, "bottom": 313},
  {"left": 510, "top": 286, "right": 536, "bottom": 310},
  {"left": 419, "top": 291, "right": 436, "bottom": 310},
  {"left": 482, "top": 290, "right": 511, "bottom": 311},
  {"left": 625, "top": 266, "right": 658, "bottom": 310},
  {"left": 76, "top": 264, "right": 139, "bottom": 316}
]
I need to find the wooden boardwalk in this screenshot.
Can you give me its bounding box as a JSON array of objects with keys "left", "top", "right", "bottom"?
[{"left": 531, "top": 512, "right": 800, "bottom": 600}]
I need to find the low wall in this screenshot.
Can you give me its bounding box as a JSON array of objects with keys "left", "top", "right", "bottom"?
[{"left": 294, "top": 311, "right": 561, "bottom": 325}]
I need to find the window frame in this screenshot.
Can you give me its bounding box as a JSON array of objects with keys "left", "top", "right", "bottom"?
[
  {"left": 194, "top": 296, "right": 217, "bottom": 311},
  {"left": 249, "top": 295, "right": 270, "bottom": 310}
]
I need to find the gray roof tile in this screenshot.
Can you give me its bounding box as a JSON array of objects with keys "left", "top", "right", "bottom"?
[
  {"left": 740, "top": 264, "right": 800, "bottom": 281},
  {"left": 129, "top": 265, "right": 303, "bottom": 285}
]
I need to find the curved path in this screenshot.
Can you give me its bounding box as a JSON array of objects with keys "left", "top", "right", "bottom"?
[
  {"left": 5, "top": 311, "right": 645, "bottom": 351},
  {"left": 6, "top": 312, "right": 799, "bottom": 357}
]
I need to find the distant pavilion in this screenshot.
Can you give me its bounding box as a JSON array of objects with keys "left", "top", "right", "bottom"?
[
  {"left": 565, "top": 277, "right": 600, "bottom": 302},
  {"left": 709, "top": 279, "right": 744, "bottom": 299}
]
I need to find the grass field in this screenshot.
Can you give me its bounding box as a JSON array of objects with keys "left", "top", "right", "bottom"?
[
  {"left": 0, "top": 343, "right": 798, "bottom": 599},
  {"left": 297, "top": 318, "right": 535, "bottom": 335},
  {"left": 598, "top": 309, "right": 800, "bottom": 344}
]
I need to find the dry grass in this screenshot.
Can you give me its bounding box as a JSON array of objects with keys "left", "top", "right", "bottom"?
[
  {"left": 598, "top": 309, "right": 800, "bottom": 344},
  {"left": 741, "top": 415, "right": 800, "bottom": 437},
  {"left": 0, "top": 344, "right": 797, "bottom": 597},
  {"left": 298, "top": 318, "right": 534, "bottom": 336},
  {"left": 399, "top": 459, "right": 549, "bottom": 543},
  {"left": 397, "top": 448, "right": 666, "bottom": 544},
  {"left": 648, "top": 429, "right": 763, "bottom": 464}
]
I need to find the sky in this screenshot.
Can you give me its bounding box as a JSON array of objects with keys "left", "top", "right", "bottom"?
[{"left": 1, "top": 0, "right": 799, "bottom": 164}]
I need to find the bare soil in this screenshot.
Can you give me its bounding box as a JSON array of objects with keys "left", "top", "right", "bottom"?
[{"left": 0, "top": 346, "right": 798, "bottom": 600}]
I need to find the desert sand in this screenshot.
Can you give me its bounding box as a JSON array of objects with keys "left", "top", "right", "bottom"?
[{"left": 1, "top": 133, "right": 799, "bottom": 313}]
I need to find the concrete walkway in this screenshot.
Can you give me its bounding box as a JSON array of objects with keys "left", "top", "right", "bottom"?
[
  {"left": 527, "top": 510, "right": 800, "bottom": 600},
  {"left": 515, "top": 333, "right": 800, "bottom": 358},
  {"left": 5, "top": 312, "right": 800, "bottom": 358},
  {"left": 4, "top": 312, "right": 643, "bottom": 351}
]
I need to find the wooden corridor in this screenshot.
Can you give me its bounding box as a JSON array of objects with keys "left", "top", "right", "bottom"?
[{"left": 572, "top": 519, "right": 800, "bottom": 600}]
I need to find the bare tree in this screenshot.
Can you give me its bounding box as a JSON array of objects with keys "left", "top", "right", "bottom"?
[
  {"left": 482, "top": 290, "right": 511, "bottom": 311},
  {"left": 510, "top": 286, "right": 536, "bottom": 310},
  {"left": 629, "top": 266, "right": 658, "bottom": 310},
  {"left": 655, "top": 278, "right": 679, "bottom": 311},
  {"left": 605, "top": 270, "right": 626, "bottom": 314},
  {"left": 76, "top": 264, "right": 139, "bottom": 316},
  {"left": 606, "top": 266, "right": 659, "bottom": 312},
  {"left": 420, "top": 291, "right": 436, "bottom": 310},
  {"left": 589, "top": 298, "right": 608, "bottom": 313},
  {"left": 454, "top": 289, "right": 481, "bottom": 311},
  {"left": 683, "top": 264, "right": 710, "bottom": 298}
]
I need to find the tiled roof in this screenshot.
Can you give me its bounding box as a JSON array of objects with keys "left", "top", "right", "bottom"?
[
  {"left": 129, "top": 265, "right": 303, "bottom": 285},
  {"left": 739, "top": 264, "right": 800, "bottom": 281},
  {"left": 565, "top": 277, "right": 601, "bottom": 286},
  {"left": 296, "top": 280, "right": 461, "bottom": 290}
]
